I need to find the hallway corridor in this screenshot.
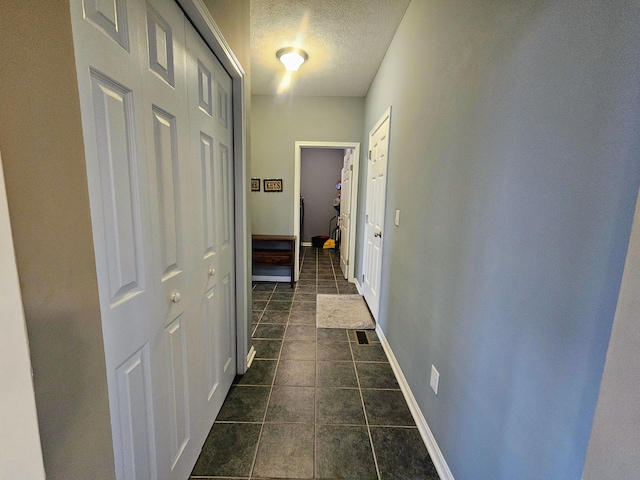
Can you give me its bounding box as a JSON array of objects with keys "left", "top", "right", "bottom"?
[{"left": 190, "top": 247, "right": 439, "bottom": 479}]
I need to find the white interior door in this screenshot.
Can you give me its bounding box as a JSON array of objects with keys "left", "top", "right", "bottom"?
[
  {"left": 70, "top": 0, "right": 235, "bottom": 478},
  {"left": 340, "top": 149, "right": 353, "bottom": 279},
  {"left": 140, "top": 3, "right": 195, "bottom": 476},
  {"left": 362, "top": 108, "right": 391, "bottom": 321},
  {"left": 185, "top": 22, "right": 236, "bottom": 433},
  {"left": 71, "top": 3, "right": 160, "bottom": 477}
]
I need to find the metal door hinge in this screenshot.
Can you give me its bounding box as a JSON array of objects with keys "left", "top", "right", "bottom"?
[
  {"left": 350, "top": 164, "right": 353, "bottom": 171},
  {"left": 368, "top": 150, "right": 372, "bottom": 160}
]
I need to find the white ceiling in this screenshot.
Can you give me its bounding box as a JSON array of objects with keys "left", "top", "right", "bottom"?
[{"left": 250, "top": 0, "right": 411, "bottom": 97}]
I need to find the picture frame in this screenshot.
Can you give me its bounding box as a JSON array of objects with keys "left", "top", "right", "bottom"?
[
  {"left": 264, "top": 178, "right": 283, "bottom": 192},
  {"left": 251, "top": 178, "right": 260, "bottom": 191}
]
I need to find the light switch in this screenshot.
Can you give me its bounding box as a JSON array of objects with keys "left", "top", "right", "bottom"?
[
  {"left": 430, "top": 365, "right": 439, "bottom": 395},
  {"left": 395, "top": 209, "right": 400, "bottom": 226}
]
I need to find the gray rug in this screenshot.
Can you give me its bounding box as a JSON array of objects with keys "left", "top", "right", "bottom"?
[{"left": 316, "top": 294, "right": 375, "bottom": 329}]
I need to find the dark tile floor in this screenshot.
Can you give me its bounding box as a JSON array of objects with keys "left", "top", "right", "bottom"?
[{"left": 190, "top": 247, "right": 440, "bottom": 479}]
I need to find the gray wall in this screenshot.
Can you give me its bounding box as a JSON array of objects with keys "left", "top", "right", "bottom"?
[
  {"left": 251, "top": 95, "right": 364, "bottom": 235},
  {"left": 360, "top": 0, "right": 640, "bottom": 478},
  {"left": 204, "top": 0, "right": 250, "bottom": 168},
  {"left": 0, "top": 2, "right": 115, "bottom": 478},
  {"left": 300, "top": 148, "right": 344, "bottom": 242},
  {"left": 0, "top": 2, "right": 251, "bottom": 478},
  {"left": 0, "top": 157, "right": 46, "bottom": 478},
  {"left": 583, "top": 186, "right": 640, "bottom": 479}
]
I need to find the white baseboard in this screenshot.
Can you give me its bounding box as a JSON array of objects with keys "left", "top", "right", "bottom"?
[
  {"left": 301, "top": 241, "right": 312, "bottom": 247},
  {"left": 354, "top": 279, "right": 363, "bottom": 294},
  {"left": 246, "top": 345, "right": 256, "bottom": 369},
  {"left": 252, "top": 274, "right": 291, "bottom": 283},
  {"left": 376, "top": 326, "right": 455, "bottom": 480}
]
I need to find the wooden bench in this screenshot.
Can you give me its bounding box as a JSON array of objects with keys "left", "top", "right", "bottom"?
[{"left": 252, "top": 234, "right": 296, "bottom": 288}]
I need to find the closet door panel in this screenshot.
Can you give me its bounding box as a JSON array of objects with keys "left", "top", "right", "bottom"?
[
  {"left": 164, "top": 314, "right": 190, "bottom": 470},
  {"left": 71, "top": 3, "right": 161, "bottom": 478},
  {"left": 115, "top": 346, "right": 156, "bottom": 480},
  {"left": 71, "top": 1, "right": 237, "bottom": 478},
  {"left": 150, "top": 107, "right": 182, "bottom": 279},
  {"left": 89, "top": 72, "right": 144, "bottom": 304},
  {"left": 185, "top": 22, "right": 236, "bottom": 437},
  {"left": 200, "top": 132, "right": 216, "bottom": 257},
  {"left": 214, "top": 56, "right": 237, "bottom": 387},
  {"left": 139, "top": 0, "right": 198, "bottom": 477},
  {"left": 83, "top": 0, "right": 130, "bottom": 49}
]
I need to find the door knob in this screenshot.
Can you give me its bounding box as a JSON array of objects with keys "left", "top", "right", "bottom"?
[
  {"left": 209, "top": 268, "right": 216, "bottom": 277},
  {"left": 171, "top": 292, "right": 182, "bottom": 304},
  {"left": 374, "top": 231, "right": 382, "bottom": 238}
]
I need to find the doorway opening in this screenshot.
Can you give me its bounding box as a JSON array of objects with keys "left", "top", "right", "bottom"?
[
  {"left": 300, "top": 148, "right": 343, "bottom": 248},
  {"left": 294, "top": 141, "right": 360, "bottom": 283}
]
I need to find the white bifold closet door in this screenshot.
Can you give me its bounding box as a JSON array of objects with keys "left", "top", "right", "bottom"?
[
  {"left": 340, "top": 149, "right": 353, "bottom": 279},
  {"left": 70, "top": 0, "right": 236, "bottom": 478}
]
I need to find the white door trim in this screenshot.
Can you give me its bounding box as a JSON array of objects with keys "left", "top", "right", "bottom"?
[
  {"left": 294, "top": 141, "right": 360, "bottom": 282},
  {"left": 177, "top": 0, "right": 250, "bottom": 374}
]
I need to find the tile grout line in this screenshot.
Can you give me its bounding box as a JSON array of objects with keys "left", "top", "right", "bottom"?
[
  {"left": 328, "top": 250, "right": 340, "bottom": 293},
  {"left": 313, "top": 246, "right": 318, "bottom": 479},
  {"left": 204, "top": 247, "right": 431, "bottom": 480},
  {"left": 350, "top": 329, "right": 383, "bottom": 480},
  {"left": 251, "top": 246, "right": 313, "bottom": 479},
  {"left": 251, "top": 280, "right": 277, "bottom": 337},
  {"left": 248, "top": 279, "right": 289, "bottom": 479}
]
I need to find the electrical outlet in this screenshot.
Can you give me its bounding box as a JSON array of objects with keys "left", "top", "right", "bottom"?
[
  {"left": 430, "top": 365, "right": 439, "bottom": 395},
  {"left": 395, "top": 209, "right": 400, "bottom": 226}
]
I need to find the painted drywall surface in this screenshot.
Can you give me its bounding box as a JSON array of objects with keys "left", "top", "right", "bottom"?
[
  {"left": 583, "top": 187, "right": 640, "bottom": 478},
  {"left": 204, "top": 0, "right": 250, "bottom": 68},
  {"left": 300, "top": 148, "right": 344, "bottom": 242},
  {"left": 0, "top": 2, "right": 115, "bottom": 479},
  {"left": 0, "top": 154, "right": 46, "bottom": 479},
  {"left": 203, "top": 0, "right": 251, "bottom": 170},
  {"left": 361, "top": 0, "right": 640, "bottom": 478},
  {"left": 251, "top": 95, "right": 364, "bottom": 235}
]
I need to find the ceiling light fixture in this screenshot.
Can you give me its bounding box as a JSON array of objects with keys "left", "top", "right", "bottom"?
[{"left": 276, "top": 47, "right": 308, "bottom": 72}]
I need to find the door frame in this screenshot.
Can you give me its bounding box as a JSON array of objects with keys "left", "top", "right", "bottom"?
[
  {"left": 177, "top": 0, "right": 251, "bottom": 373},
  {"left": 294, "top": 141, "right": 360, "bottom": 282}
]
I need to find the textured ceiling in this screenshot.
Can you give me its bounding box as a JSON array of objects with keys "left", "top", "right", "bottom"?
[{"left": 250, "top": 0, "right": 411, "bottom": 97}]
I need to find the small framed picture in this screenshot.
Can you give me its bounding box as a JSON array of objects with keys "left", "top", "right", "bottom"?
[
  {"left": 264, "top": 179, "right": 283, "bottom": 192},
  {"left": 251, "top": 178, "right": 260, "bottom": 191}
]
